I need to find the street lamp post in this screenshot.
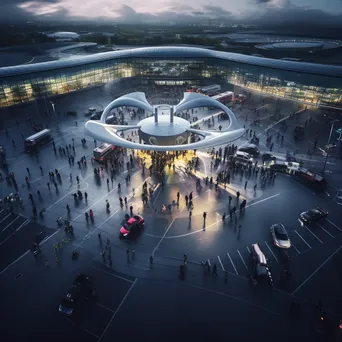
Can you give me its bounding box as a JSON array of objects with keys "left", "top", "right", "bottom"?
[
  {"left": 50, "top": 101, "right": 56, "bottom": 116},
  {"left": 322, "top": 119, "right": 339, "bottom": 174}
]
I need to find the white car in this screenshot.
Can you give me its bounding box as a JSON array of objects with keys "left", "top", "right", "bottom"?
[{"left": 270, "top": 224, "right": 291, "bottom": 249}]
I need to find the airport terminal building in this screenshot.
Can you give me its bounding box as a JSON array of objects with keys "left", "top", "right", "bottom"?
[{"left": 0, "top": 46, "right": 341, "bottom": 109}]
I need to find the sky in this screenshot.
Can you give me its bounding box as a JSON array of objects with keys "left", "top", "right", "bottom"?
[{"left": 1, "top": 0, "right": 342, "bottom": 26}]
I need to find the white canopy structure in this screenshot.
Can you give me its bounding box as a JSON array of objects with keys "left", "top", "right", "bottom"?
[{"left": 84, "top": 92, "right": 245, "bottom": 151}]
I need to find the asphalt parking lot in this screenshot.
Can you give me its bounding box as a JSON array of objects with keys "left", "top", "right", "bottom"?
[{"left": 0, "top": 247, "right": 135, "bottom": 342}]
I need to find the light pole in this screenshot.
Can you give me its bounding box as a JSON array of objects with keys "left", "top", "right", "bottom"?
[
  {"left": 50, "top": 101, "right": 56, "bottom": 116},
  {"left": 322, "top": 119, "right": 339, "bottom": 174}
]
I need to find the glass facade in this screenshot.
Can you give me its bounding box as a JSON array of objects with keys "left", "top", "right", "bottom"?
[{"left": 0, "top": 55, "right": 341, "bottom": 109}]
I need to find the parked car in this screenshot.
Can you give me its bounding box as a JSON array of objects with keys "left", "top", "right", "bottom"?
[
  {"left": 299, "top": 207, "right": 328, "bottom": 225},
  {"left": 238, "top": 144, "right": 260, "bottom": 156},
  {"left": 270, "top": 224, "right": 291, "bottom": 249},
  {"left": 59, "top": 274, "right": 95, "bottom": 316},
  {"left": 120, "top": 214, "right": 145, "bottom": 237},
  {"left": 90, "top": 112, "right": 102, "bottom": 120}
]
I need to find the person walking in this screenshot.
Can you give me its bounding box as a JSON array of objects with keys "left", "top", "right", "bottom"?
[
  {"left": 47, "top": 182, "right": 50, "bottom": 191},
  {"left": 228, "top": 195, "right": 232, "bottom": 206},
  {"left": 203, "top": 212, "right": 207, "bottom": 225},
  {"left": 244, "top": 181, "right": 248, "bottom": 190},
  {"left": 130, "top": 205, "right": 133, "bottom": 216},
  {"left": 183, "top": 253, "right": 187, "bottom": 264},
  {"left": 189, "top": 210, "right": 192, "bottom": 221}
]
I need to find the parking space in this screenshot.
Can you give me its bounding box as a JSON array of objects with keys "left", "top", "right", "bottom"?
[
  {"left": 0, "top": 208, "right": 57, "bottom": 271},
  {"left": 210, "top": 216, "right": 342, "bottom": 286}
]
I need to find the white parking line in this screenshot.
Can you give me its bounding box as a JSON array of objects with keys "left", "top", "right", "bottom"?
[
  {"left": 292, "top": 244, "right": 342, "bottom": 295},
  {"left": 217, "top": 256, "right": 225, "bottom": 271},
  {"left": 91, "top": 265, "right": 134, "bottom": 284},
  {"left": 2, "top": 216, "right": 20, "bottom": 232},
  {"left": 0, "top": 219, "right": 29, "bottom": 247},
  {"left": 152, "top": 219, "right": 175, "bottom": 256},
  {"left": 237, "top": 250, "right": 248, "bottom": 269},
  {"left": 264, "top": 241, "right": 279, "bottom": 263},
  {"left": 227, "top": 253, "right": 238, "bottom": 274},
  {"left": 98, "top": 279, "right": 138, "bottom": 342},
  {"left": 291, "top": 242, "right": 300, "bottom": 254},
  {"left": 305, "top": 226, "right": 323, "bottom": 244},
  {"left": 207, "top": 259, "right": 211, "bottom": 267},
  {"left": 246, "top": 246, "right": 251, "bottom": 254},
  {"left": 0, "top": 209, "right": 4, "bottom": 214},
  {"left": 96, "top": 302, "right": 115, "bottom": 313},
  {"left": 316, "top": 223, "right": 334, "bottom": 238},
  {"left": 0, "top": 213, "right": 11, "bottom": 223},
  {"left": 326, "top": 219, "right": 342, "bottom": 232},
  {"left": 294, "top": 230, "right": 311, "bottom": 249},
  {"left": 84, "top": 329, "right": 99, "bottom": 339}
]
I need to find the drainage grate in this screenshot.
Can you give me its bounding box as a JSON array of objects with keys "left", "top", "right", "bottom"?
[{"left": 14, "top": 273, "right": 23, "bottom": 280}]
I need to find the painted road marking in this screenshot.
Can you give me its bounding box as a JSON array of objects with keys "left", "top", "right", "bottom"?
[
  {"left": 291, "top": 242, "right": 300, "bottom": 254},
  {"left": 98, "top": 279, "right": 138, "bottom": 342},
  {"left": 0, "top": 213, "right": 11, "bottom": 223},
  {"left": 294, "top": 230, "right": 311, "bottom": 249},
  {"left": 316, "top": 223, "right": 334, "bottom": 238},
  {"left": 246, "top": 246, "right": 251, "bottom": 254},
  {"left": 326, "top": 219, "right": 342, "bottom": 232},
  {"left": 91, "top": 265, "right": 134, "bottom": 284},
  {"left": 0, "top": 209, "right": 4, "bottom": 214},
  {"left": 2, "top": 216, "right": 20, "bottom": 232},
  {"left": 207, "top": 259, "right": 211, "bottom": 267},
  {"left": 264, "top": 241, "right": 279, "bottom": 263},
  {"left": 162, "top": 194, "right": 281, "bottom": 240},
  {"left": 237, "top": 250, "right": 248, "bottom": 269},
  {"left": 217, "top": 256, "right": 225, "bottom": 271},
  {"left": 152, "top": 219, "right": 175, "bottom": 256},
  {"left": 292, "top": 244, "right": 342, "bottom": 295},
  {"left": 227, "top": 253, "right": 238, "bottom": 274},
  {"left": 305, "top": 226, "right": 323, "bottom": 244},
  {"left": 0, "top": 219, "right": 29, "bottom": 247}
]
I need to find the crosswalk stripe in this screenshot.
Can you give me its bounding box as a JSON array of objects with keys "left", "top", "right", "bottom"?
[
  {"left": 316, "top": 223, "right": 334, "bottom": 238},
  {"left": 217, "top": 256, "right": 225, "bottom": 271},
  {"left": 237, "top": 250, "right": 248, "bottom": 269},
  {"left": 294, "top": 230, "right": 311, "bottom": 248},
  {"left": 227, "top": 253, "right": 238, "bottom": 274},
  {"left": 246, "top": 246, "right": 251, "bottom": 253},
  {"left": 264, "top": 241, "right": 279, "bottom": 263}
]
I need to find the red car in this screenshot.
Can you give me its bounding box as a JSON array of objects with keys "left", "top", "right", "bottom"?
[{"left": 120, "top": 215, "right": 144, "bottom": 237}]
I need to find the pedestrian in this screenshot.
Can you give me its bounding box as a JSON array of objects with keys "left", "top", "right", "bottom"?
[
  {"left": 222, "top": 213, "right": 226, "bottom": 222},
  {"left": 149, "top": 255, "right": 153, "bottom": 264},
  {"left": 84, "top": 192, "right": 88, "bottom": 201},
  {"left": 244, "top": 181, "right": 248, "bottom": 190},
  {"left": 203, "top": 212, "right": 207, "bottom": 223},
  {"left": 253, "top": 184, "right": 257, "bottom": 191},
  {"left": 236, "top": 191, "right": 240, "bottom": 200},
  {"left": 47, "top": 182, "right": 50, "bottom": 191},
  {"left": 26, "top": 167, "right": 30, "bottom": 175},
  {"left": 238, "top": 224, "right": 242, "bottom": 232},
  {"left": 130, "top": 205, "right": 133, "bottom": 216},
  {"left": 184, "top": 253, "right": 187, "bottom": 264},
  {"left": 228, "top": 195, "right": 232, "bottom": 206},
  {"left": 126, "top": 248, "right": 130, "bottom": 260},
  {"left": 124, "top": 197, "right": 127, "bottom": 206},
  {"left": 189, "top": 210, "right": 192, "bottom": 221},
  {"left": 98, "top": 232, "right": 102, "bottom": 240},
  {"left": 76, "top": 176, "right": 79, "bottom": 184}
]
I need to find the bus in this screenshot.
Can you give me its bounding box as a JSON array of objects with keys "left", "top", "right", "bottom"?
[
  {"left": 199, "top": 84, "right": 221, "bottom": 96},
  {"left": 295, "top": 167, "right": 327, "bottom": 192},
  {"left": 212, "top": 91, "right": 234, "bottom": 104},
  {"left": 93, "top": 143, "right": 120, "bottom": 163},
  {"left": 25, "top": 129, "right": 52, "bottom": 152}
]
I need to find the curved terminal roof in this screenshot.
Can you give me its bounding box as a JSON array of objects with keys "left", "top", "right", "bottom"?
[
  {"left": 1, "top": 46, "right": 342, "bottom": 78},
  {"left": 85, "top": 91, "right": 245, "bottom": 151}
]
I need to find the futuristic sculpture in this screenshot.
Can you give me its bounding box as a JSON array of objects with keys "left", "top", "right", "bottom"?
[{"left": 84, "top": 92, "right": 245, "bottom": 151}]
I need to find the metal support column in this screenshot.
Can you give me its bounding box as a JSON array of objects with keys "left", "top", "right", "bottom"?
[
  {"left": 154, "top": 107, "right": 158, "bottom": 123},
  {"left": 170, "top": 106, "right": 174, "bottom": 123}
]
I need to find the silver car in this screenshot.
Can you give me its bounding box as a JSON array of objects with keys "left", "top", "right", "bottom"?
[{"left": 270, "top": 224, "right": 291, "bottom": 249}]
